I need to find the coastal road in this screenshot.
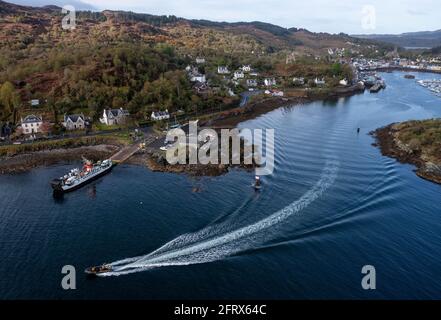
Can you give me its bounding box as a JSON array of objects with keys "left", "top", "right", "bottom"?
[{"left": 240, "top": 90, "right": 262, "bottom": 107}]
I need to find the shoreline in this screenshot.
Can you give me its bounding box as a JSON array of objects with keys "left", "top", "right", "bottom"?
[
  {"left": 0, "top": 145, "right": 120, "bottom": 175},
  {"left": 372, "top": 124, "right": 441, "bottom": 185},
  {"left": 373, "top": 66, "right": 441, "bottom": 75},
  {"left": 207, "top": 83, "right": 365, "bottom": 128},
  {"left": 0, "top": 84, "right": 364, "bottom": 176}
]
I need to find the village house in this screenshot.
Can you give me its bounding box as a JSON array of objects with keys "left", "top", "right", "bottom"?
[
  {"left": 242, "top": 65, "right": 251, "bottom": 72},
  {"left": 63, "top": 114, "right": 87, "bottom": 131},
  {"left": 272, "top": 90, "right": 284, "bottom": 97},
  {"left": 196, "top": 57, "right": 206, "bottom": 64},
  {"left": 151, "top": 110, "right": 170, "bottom": 121},
  {"left": 30, "top": 99, "right": 40, "bottom": 107},
  {"left": 218, "top": 66, "right": 230, "bottom": 74},
  {"left": 190, "top": 72, "right": 206, "bottom": 83},
  {"left": 264, "top": 78, "right": 277, "bottom": 87},
  {"left": 187, "top": 66, "right": 206, "bottom": 83},
  {"left": 100, "top": 108, "right": 130, "bottom": 126},
  {"left": 315, "top": 78, "right": 326, "bottom": 86},
  {"left": 265, "top": 89, "right": 284, "bottom": 97},
  {"left": 339, "top": 79, "right": 349, "bottom": 86},
  {"left": 20, "top": 115, "right": 43, "bottom": 135},
  {"left": 233, "top": 70, "right": 245, "bottom": 80},
  {"left": 247, "top": 79, "right": 258, "bottom": 87}
]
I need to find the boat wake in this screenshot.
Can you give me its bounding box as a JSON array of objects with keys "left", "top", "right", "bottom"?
[{"left": 101, "top": 159, "right": 339, "bottom": 277}]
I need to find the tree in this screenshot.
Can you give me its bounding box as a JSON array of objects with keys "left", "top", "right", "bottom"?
[{"left": 0, "top": 82, "right": 21, "bottom": 123}]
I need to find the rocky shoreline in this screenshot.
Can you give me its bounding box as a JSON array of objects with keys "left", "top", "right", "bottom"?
[
  {"left": 372, "top": 123, "right": 441, "bottom": 185},
  {"left": 128, "top": 134, "right": 260, "bottom": 177},
  {"left": 0, "top": 145, "right": 119, "bottom": 174}
]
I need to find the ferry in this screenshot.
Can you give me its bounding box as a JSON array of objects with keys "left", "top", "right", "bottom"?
[{"left": 51, "top": 158, "right": 113, "bottom": 193}]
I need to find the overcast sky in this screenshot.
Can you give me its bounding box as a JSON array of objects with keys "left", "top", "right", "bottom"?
[{"left": 9, "top": 0, "right": 441, "bottom": 34}]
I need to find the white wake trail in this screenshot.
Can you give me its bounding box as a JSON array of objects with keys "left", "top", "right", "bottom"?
[{"left": 102, "top": 159, "right": 339, "bottom": 277}]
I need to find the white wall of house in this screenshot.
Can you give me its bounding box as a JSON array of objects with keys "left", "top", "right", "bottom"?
[
  {"left": 21, "top": 116, "right": 43, "bottom": 135},
  {"left": 191, "top": 74, "right": 206, "bottom": 83},
  {"left": 22, "top": 121, "right": 42, "bottom": 134}
]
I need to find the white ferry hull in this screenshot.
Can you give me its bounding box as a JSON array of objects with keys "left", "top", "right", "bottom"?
[{"left": 51, "top": 163, "right": 113, "bottom": 193}]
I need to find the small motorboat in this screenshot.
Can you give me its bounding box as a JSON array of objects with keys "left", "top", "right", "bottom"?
[
  {"left": 254, "top": 176, "right": 262, "bottom": 190},
  {"left": 85, "top": 264, "right": 112, "bottom": 276}
]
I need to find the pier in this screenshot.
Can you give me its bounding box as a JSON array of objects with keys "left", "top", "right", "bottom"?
[
  {"left": 110, "top": 135, "right": 158, "bottom": 163},
  {"left": 110, "top": 143, "right": 142, "bottom": 163}
]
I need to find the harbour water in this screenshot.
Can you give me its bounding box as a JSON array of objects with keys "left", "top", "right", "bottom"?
[{"left": 1, "top": 71, "right": 441, "bottom": 299}]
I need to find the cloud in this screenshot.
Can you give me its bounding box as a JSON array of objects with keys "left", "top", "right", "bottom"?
[{"left": 9, "top": 0, "right": 97, "bottom": 10}]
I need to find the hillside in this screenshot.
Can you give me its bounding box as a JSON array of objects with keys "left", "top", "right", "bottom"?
[
  {"left": 0, "top": 0, "right": 382, "bottom": 126},
  {"left": 354, "top": 30, "right": 441, "bottom": 48}
]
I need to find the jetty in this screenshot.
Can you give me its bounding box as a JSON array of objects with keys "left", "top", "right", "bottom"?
[
  {"left": 110, "top": 143, "right": 142, "bottom": 163},
  {"left": 110, "top": 134, "right": 158, "bottom": 164}
]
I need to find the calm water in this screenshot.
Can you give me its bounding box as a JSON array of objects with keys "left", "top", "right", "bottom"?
[{"left": 1, "top": 71, "right": 441, "bottom": 299}]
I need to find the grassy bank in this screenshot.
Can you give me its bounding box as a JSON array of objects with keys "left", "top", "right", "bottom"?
[
  {"left": 373, "top": 119, "right": 441, "bottom": 184},
  {"left": 0, "top": 134, "right": 130, "bottom": 157},
  {"left": 392, "top": 119, "right": 441, "bottom": 163}
]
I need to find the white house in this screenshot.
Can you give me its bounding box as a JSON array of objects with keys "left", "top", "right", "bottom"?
[
  {"left": 151, "top": 110, "right": 170, "bottom": 121},
  {"left": 100, "top": 108, "right": 130, "bottom": 126},
  {"left": 264, "top": 78, "right": 277, "bottom": 87},
  {"left": 233, "top": 70, "right": 245, "bottom": 80},
  {"left": 196, "top": 57, "right": 206, "bottom": 64},
  {"left": 242, "top": 65, "right": 251, "bottom": 72},
  {"left": 315, "top": 78, "right": 326, "bottom": 86},
  {"left": 21, "top": 115, "right": 43, "bottom": 135},
  {"left": 30, "top": 99, "right": 40, "bottom": 107},
  {"left": 265, "top": 90, "right": 284, "bottom": 97},
  {"left": 339, "top": 79, "right": 349, "bottom": 86},
  {"left": 218, "top": 66, "right": 230, "bottom": 74},
  {"left": 293, "top": 77, "right": 305, "bottom": 85},
  {"left": 190, "top": 73, "right": 206, "bottom": 83},
  {"left": 63, "top": 114, "right": 86, "bottom": 131},
  {"left": 247, "top": 79, "right": 258, "bottom": 87}
]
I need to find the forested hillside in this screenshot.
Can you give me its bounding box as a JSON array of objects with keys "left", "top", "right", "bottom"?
[{"left": 0, "top": 0, "right": 383, "bottom": 125}]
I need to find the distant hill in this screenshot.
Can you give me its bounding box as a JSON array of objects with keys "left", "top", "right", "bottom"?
[
  {"left": 353, "top": 30, "right": 441, "bottom": 48},
  {"left": 0, "top": 0, "right": 387, "bottom": 55}
]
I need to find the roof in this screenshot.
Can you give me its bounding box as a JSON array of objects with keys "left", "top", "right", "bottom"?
[
  {"left": 64, "top": 114, "right": 85, "bottom": 123},
  {"left": 152, "top": 111, "right": 170, "bottom": 117},
  {"left": 105, "top": 108, "right": 129, "bottom": 118},
  {"left": 21, "top": 115, "right": 42, "bottom": 124}
]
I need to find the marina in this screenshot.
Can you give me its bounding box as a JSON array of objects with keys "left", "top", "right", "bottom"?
[{"left": 417, "top": 79, "right": 441, "bottom": 96}]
